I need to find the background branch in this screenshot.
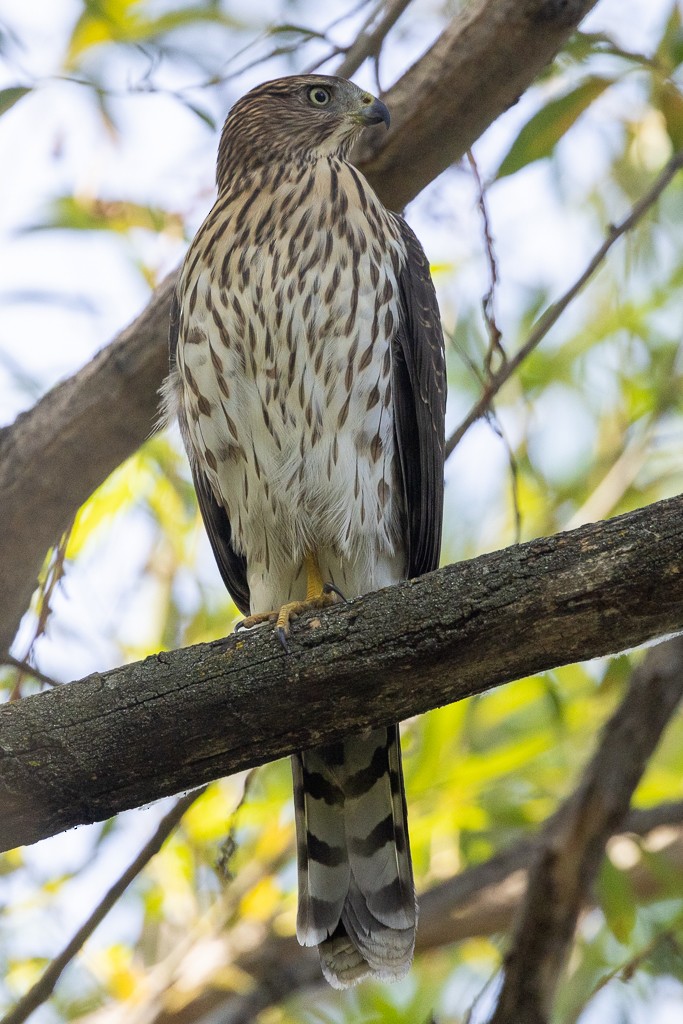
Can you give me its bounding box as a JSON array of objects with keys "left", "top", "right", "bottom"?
[
  {"left": 490, "top": 636, "right": 683, "bottom": 1024},
  {"left": 0, "top": 790, "right": 204, "bottom": 1024},
  {"left": 0, "top": 0, "right": 599, "bottom": 656},
  {"left": 332, "top": 0, "right": 414, "bottom": 78},
  {"left": 69, "top": 780, "right": 683, "bottom": 1024},
  {"left": 445, "top": 149, "right": 683, "bottom": 459},
  {"left": 2, "top": 492, "right": 683, "bottom": 852}
]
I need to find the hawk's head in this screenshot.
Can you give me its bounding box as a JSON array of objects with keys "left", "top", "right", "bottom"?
[{"left": 217, "top": 75, "right": 390, "bottom": 184}]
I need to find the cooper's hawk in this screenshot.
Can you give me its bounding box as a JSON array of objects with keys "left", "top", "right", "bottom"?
[{"left": 163, "top": 75, "right": 446, "bottom": 987}]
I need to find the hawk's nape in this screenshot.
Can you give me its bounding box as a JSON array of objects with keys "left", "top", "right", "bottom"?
[{"left": 163, "top": 74, "right": 446, "bottom": 987}]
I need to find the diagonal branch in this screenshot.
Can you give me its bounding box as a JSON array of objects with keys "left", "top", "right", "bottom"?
[
  {"left": 69, "top": 800, "right": 683, "bottom": 1024},
  {"left": 2, "top": 491, "right": 683, "bottom": 853},
  {"left": 332, "top": 0, "right": 414, "bottom": 79},
  {"left": 490, "top": 636, "right": 683, "bottom": 1024},
  {"left": 0, "top": 789, "right": 205, "bottom": 1024},
  {"left": 0, "top": 0, "right": 599, "bottom": 656},
  {"left": 445, "top": 148, "right": 683, "bottom": 458}
]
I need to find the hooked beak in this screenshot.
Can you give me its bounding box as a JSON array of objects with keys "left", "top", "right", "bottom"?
[{"left": 357, "top": 95, "right": 391, "bottom": 129}]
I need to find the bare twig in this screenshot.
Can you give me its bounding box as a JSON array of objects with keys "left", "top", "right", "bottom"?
[
  {"left": 333, "top": 0, "right": 414, "bottom": 79},
  {"left": 0, "top": 789, "right": 205, "bottom": 1024},
  {"left": 490, "top": 637, "right": 683, "bottom": 1024},
  {"left": 467, "top": 149, "right": 505, "bottom": 375},
  {"left": 1, "top": 654, "right": 60, "bottom": 689},
  {"left": 586, "top": 928, "right": 683, "bottom": 1002},
  {"left": 216, "top": 767, "right": 257, "bottom": 881},
  {"left": 445, "top": 150, "right": 683, "bottom": 460},
  {"left": 10, "top": 525, "right": 72, "bottom": 700},
  {"left": 75, "top": 801, "right": 683, "bottom": 1024}
]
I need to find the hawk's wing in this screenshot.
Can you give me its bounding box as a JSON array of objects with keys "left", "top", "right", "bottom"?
[
  {"left": 390, "top": 216, "right": 446, "bottom": 578},
  {"left": 169, "top": 290, "right": 251, "bottom": 615}
]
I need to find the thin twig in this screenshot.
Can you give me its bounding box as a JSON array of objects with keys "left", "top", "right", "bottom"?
[
  {"left": 333, "top": 0, "right": 414, "bottom": 79},
  {"left": 467, "top": 149, "right": 505, "bottom": 375},
  {"left": 2, "top": 654, "right": 60, "bottom": 689},
  {"left": 216, "top": 767, "right": 257, "bottom": 881},
  {"left": 445, "top": 150, "right": 683, "bottom": 459},
  {"left": 0, "top": 789, "right": 205, "bottom": 1024},
  {"left": 585, "top": 927, "right": 682, "bottom": 1003},
  {"left": 11, "top": 526, "right": 72, "bottom": 700}
]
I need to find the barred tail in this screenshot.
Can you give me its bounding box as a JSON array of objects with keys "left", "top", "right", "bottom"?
[{"left": 293, "top": 725, "right": 416, "bottom": 988}]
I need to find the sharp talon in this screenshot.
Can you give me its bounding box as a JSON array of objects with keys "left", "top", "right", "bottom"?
[
  {"left": 323, "top": 582, "right": 348, "bottom": 603},
  {"left": 236, "top": 610, "right": 277, "bottom": 632},
  {"left": 276, "top": 626, "right": 290, "bottom": 653}
]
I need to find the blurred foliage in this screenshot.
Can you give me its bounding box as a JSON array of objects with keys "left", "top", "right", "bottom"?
[{"left": 2, "top": 1, "right": 683, "bottom": 1023}]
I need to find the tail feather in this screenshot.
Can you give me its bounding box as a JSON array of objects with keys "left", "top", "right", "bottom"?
[
  {"left": 292, "top": 750, "right": 349, "bottom": 945},
  {"left": 293, "top": 725, "right": 416, "bottom": 987}
]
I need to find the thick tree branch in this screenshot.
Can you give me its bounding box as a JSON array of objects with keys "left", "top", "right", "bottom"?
[
  {"left": 1, "top": 492, "right": 682, "bottom": 853},
  {"left": 0, "top": 0, "right": 598, "bottom": 655},
  {"left": 490, "top": 637, "right": 683, "bottom": 1024}
]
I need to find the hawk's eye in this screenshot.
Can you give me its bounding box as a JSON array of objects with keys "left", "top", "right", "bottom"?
[{"left": 308, "top": 86, "right": 331, "bottom": 107}]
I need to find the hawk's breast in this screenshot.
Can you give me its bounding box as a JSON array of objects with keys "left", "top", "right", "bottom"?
[{"left": 176, "top": 157, "right": 407, "bottom": 578}]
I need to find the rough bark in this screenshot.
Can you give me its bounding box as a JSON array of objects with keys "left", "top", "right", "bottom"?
[
  {"left": 0, "top": 0, "right": 599, "bottom": 655},
  {"left": 2, "top": 492, "right": 682, "bottom": 853},
  {"left": 354, "top": 0, "right": 599, "bottom": 210},
  {"left": 0, "top": 274, "right": 177, "bottom": 657},
  {"left": 490, "top": 637, "right": 683, "bottom": 1024}
]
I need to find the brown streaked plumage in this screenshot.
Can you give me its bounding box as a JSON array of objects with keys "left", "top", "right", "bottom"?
[{"left": 162, "top": 74, "right": 446, "bottom": 987}]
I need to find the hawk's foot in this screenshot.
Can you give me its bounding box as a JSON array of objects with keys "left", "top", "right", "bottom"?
[
  {"left": 235, "top": 556, "right": 345, "bottom": 650},
  {"left": 275, "top": 590, "right": 340, "bottom": 651},
  {"left": 234, "top": 610, "right": 278, "bottom": 632}
]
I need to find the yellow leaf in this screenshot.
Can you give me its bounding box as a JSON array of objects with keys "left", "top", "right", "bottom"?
[
  {"left": 184, "top": 783, "right": 235, "bottom": 843},
  {"left": 239, "top": 877, "right": 281, "bottom": 922}
]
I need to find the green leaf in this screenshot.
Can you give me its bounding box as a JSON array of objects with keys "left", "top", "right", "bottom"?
[
  {"left": 267, "top": 23, "right": 327, "bottom": 40},
  {"left": 66, "top": 2, "right": 241, "bottom": 65},
  {"left": 655, "top": 1, "right": 683, "bottom": 72},
  {"left": 25, "top": 195, "right": 183, "bottom": 235},
  {"left": 0, "top": 85, "right": 30, "bottom": 116},
  {"left": 655, "top": 81, "right": 683, "bottom": 150},
  {"left": 598, "top": 856, "right": 636, "bottom": 945},
  {"left": 495, "top": 76, "right": 613, "bottom": 179},
  {"left": 177, "top": 98, "right": 217, "bottom": 131}
]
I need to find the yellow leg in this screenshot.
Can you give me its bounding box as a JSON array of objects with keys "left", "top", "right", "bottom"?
[
  {"left": 275, "top": 553, "right": 337, "bottom": 644},
  {"left": 305, "top": 553, "right": 324, "bottom": 600},
  {"left": 236, "top": 553, "right": 340, "bottom": 649}
]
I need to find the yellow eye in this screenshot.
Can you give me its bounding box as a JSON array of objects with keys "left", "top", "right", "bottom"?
[{"left": 308, "top": 86, "right": 331, "bottom": 107}]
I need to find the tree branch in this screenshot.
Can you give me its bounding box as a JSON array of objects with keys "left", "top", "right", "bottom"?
[
  {"left": 2, "top": 492, "right": 683, "bottom": 853},
  {"left": 0, "top": 0, "right": 598, "bottom": 656},
  {"left": 445, "top": 148, "right": 683, "bottom": 458},
  {"left": 0, "top": 789, "right": 204, "bottom": 1024},
  {"left": 332, "top": 0, "right": 414, "bottom": 79},
  {"left": 490, "top": 637, "right": 683, "bottom": 1024},
  {"left": 69, "top": 799, "right": 683, "bottom": 1024}
]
